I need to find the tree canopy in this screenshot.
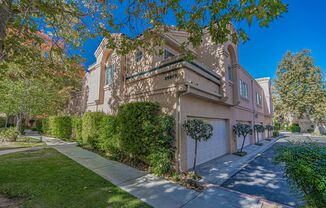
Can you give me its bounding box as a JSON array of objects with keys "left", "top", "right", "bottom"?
[
  {"left": 1, "top": 0, "right": 288, "bottom": 62},
  {"left": 274, "top": 50, "right": 326, "bottom": 124}
]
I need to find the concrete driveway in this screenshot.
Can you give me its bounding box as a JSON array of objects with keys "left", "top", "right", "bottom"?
[{"left": 221, "top": 135, "right": 326, "bottom": 207}]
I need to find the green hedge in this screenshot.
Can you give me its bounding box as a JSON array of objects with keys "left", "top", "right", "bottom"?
[
  {"left": 72, "top": 116, "right": 82, "bottom": 143},
  {"left": 97, "top": 116, "right": 119, "bottom": 157},
  {"left": 48, "top": 116, "right": 72, "bottom": 140},
  {"left": 36, "top": 119, "right": 43, "bottom": 132},
  {"left": 82, "top": 112, "right": 107, "bottom": 146},
  {"left": 290, "top": 123, "right": 301, "bottom": 133},
  {"left": 275, "top": 143, "right": 326, "bottom": 207},
  {"left": 116, "top": 102, "right": 160, "bottom": 159},
  {"left": 42, "top": 118, "right": 50, "bottom": 135},
  {"left": 0, "top": 117, "right": 6, "bottom": 128}
]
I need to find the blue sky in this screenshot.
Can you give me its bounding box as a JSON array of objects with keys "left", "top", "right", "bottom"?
[{"left": 81, "top": 0, "right": 326, "bottom": 80}]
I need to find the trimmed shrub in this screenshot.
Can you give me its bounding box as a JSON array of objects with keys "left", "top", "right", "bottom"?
[
  {"left": 0, "top": 127, "right": 19, "bottom": 142},
  {"left": 275, "top": 143, "right": 326, "bottom": 207},
  {"left": 148, "top": 115, "right": 175, "bottom": 175},
  {"left": 48, "top": 116, "right": 72, "bottom": 140},
  {"left": 42, "top": 118, "right": 50, "bottom": 135},
  {"left": 290, "top": 123, "right": 301, "bottom": 133},
  {"left": 116, "top": 102, "right": 160, "bottom": 159},
  {"left": 71, "top": 116, "right": 82, "bottom": 143},
  {"left": 97, "top": 115, "right": 119, "bottom": 156},
  {"left": 82, "top": 112, "right": 107, "bottom": 146}
]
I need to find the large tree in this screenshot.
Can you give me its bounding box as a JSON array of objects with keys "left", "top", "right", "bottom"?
[
  {"left": 1, "top": 0, "right": 288, "bottom": 62},
  {"left": 274, "top": 50, "right": 326, "bottom": 129}
]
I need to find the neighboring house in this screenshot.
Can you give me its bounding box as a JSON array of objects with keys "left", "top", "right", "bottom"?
[{"left": 83, "top": 26, "right": 273, "bottom": 171}]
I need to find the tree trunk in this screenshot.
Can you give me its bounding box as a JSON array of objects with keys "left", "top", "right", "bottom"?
[
  {"left": 0, "top": 4, "right": 11, "bottom": 61},
  {"left": 16, "top": 114, "right": 22, "bottom": 134},
  {"left": 193, "top": 140, "right": 198, "bottom": 171},
  {"left": 240, "top": 136, "right": 246, "bottom": 152},
  {"left": 5, "top": 116, "right": 8, "bottom": 127}
]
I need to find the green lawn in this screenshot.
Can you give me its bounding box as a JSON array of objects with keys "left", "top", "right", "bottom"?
[
  {"left": 0, "top": 148, "right": 151, "bottom": 208},
  {"left": 0, "top": 137, "right": 46, "bottom": 150}
]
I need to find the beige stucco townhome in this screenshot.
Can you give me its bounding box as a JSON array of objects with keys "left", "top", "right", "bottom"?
[{"left": 83, "top": 26, "right": 273, "bottom": 171}]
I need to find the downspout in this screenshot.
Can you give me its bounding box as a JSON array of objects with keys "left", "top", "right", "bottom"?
[
  {"left": 175, "top": 84, "right": 190, "bottom": 172},
  {"left": 251, "top": 80, "right": 256, "bottom": 143}
]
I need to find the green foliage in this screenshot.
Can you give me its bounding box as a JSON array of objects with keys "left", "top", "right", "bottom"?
[
  {"left": 148, "top": 115, "right": 175, "bottom": 176},
  {"left": 233, "top": 123, "right": 253, "bottom": 152},
  {"left": 0, "top": 0, "right": 287, "bottom": 64},
  {"left": 41, "top": 118, "right": 50, "bottom": 135},
  {"left": 0, "top": 117, "right": 6, "bottom": 128},
  {"left": 183, "top": 119, "right": 213, "bottom": 142},
  {"left": 97, "top": 116, "right": 120, "bottom": 157},
  {"left": 48, "top": 116, "right": 72, "bottom": 140},
  {"left": 116, "top": 102, "right": 160, "bottom": 159},
  {"left": 274, "top": 50, "right": 326, "bottom": 125},
  {"left": 254, "top": 124, "right": 265, "bottom": 133},
  {"left": 307, "top": 129, "right": 314, "bottom": 133},
  {"left": 0, "top": 127, "right": 19, "bottom": 142},
  {"left": 36, "top": 119, "right": 43, "bottom": 132},
  {"left": 274, "top": 122, "right": 281, "bottom": 131},
  {"left": 71, "top": 116, "right": 83, "bottom": 142},
  {"left": 273, "top": 131, "right": 280, "bottom": 137},
  {"left": 290, "top": 123, "right": 301, "bottom": 133},
  {"left": 148, "top": 150, "right": 172, "bottom": 176},
  {"left": 275, "top": 143, "right": 326, "bottom": 207},
  {"left": 183, "top": 119, "right": 213, "bottom": 170},
  {"left": 82, "top": 112, "right": 107, "bottom": 147}
]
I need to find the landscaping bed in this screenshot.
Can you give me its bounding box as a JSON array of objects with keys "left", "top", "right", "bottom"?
[
  {"left": 0, "top": 148, "right": 150, "bottom": 208},
  {"left": 0, "top": 136, "right": 46, "bottom": 150}
]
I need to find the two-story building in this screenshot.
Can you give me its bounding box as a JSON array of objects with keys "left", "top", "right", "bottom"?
[{"left": 83, "top": 26, "right": 273, "bottom": 171}]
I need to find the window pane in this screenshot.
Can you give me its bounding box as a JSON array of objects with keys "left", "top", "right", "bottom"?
[
  {"left": 135, "top": 50, "right": 143, "bottom": 62},
  {"left": 228, "top": 66, "right": 233, "bottom": 80}
]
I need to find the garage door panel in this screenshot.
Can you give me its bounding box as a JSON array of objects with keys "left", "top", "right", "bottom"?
[{"left": 187, "top": 119, "right": 228, "bottom": 169}]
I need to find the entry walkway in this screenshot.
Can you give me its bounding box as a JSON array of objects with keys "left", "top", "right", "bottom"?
[
  {"left": 197, "top": 137, "right": 282, "bottom": 185},
  {"left": 13, "top": 135, "right": 286, "bottom": 208}
]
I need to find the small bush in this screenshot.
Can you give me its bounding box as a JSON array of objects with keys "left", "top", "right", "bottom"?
[
  {"left": 71, "top": 116, "right": 82, "bottom": 142},
  {"left": 48, "top": 116, "right": 72, "bottom": 140},
  {"left": 148, "top": 150, "right": 172, "bottom": 176},
  {"left": 82, "top": 112, "right": 106, "bottom": 146},
  {"left": 274, "top": 122, "right": 281, "bottom": 131},
  {"left": 275, "top": 143, "right": 326, "bottom": 207},
  {"left": 36, "top": 119, "right": 43, "bottom": 132},
  {"left": 273, "top": 131, "right": 280, "bottom": 137},
  {"left": 0, "top": 127, "right": 19, "bottom": 142},
  {"left": 42, "top": 118, "right": 50, "bottom": 135},
  {"left": 307, "top": 129, "right": 314, "bottom": 133},
  {"left": 290, "top": 123, "right": 301, "bottom": 133},
  {"left": 116, "top": 102, "right": 160, "bottom": 159}
]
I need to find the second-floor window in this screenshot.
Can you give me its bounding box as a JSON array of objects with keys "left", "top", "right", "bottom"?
[
  {"left": 239, "top": 80, "right": 249, "bottom": 98},
  {"left": 164, "top": 49, "right": 175, "bottom": 60},
  {"left": 135, "top": 50, "right": 143, "bottom": 62},
  {"left": 228, "top": 65, "right": 233, "bottom": 81},
  {"left": 105, "top": 64, "right": 115, "bottom": 85},
  {"left": 256, "top": 92, "right": 262, "bottom": 105}
]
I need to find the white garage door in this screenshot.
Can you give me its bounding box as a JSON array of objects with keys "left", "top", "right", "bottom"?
[{"left": 187, "top": 119, "right": 228, "bottom": 169}]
